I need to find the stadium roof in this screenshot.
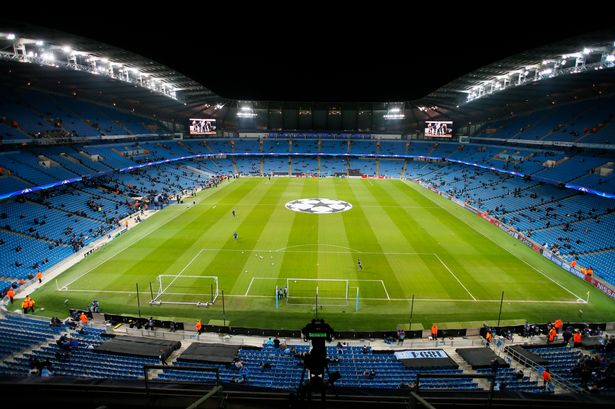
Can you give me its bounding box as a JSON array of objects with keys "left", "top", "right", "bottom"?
[
  {"left": 1, "top": 15, "right": 614, "bottom": 130},
  {"left": 423, "top": 28, "right": 615, "bottom": 127},
  {"left": 0, "top": 19, "right": 227, "bottom": 121}
]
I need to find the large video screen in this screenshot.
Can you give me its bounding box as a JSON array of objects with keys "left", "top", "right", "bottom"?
[
  {"left": 425, "top": 121, "right": 453, "bottom": 138},
  {"left": 189, "top": 118, "right": 216, "bottom": 135}
]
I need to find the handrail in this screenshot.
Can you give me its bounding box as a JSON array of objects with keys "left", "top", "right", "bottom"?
[
  {"left": 499, "top": 343, "right": 584, "bottom": 394},
  {"left": 143, "top": 365, "right": 220, "bottom": 396},
  {"left": 408, "top": 391, "right": 436, "bottom": 409},
  {"left": 185, "top": 385, "right": 223, "bottom": 409}
]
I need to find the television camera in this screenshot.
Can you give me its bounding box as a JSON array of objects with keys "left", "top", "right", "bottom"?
[{"left": 296, "top": 319, "right": 341, "bottom": 403}]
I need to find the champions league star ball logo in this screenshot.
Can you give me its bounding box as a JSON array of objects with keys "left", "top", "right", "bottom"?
[{"left": 285, "top": 198, "right": 352, "bottom": 214}]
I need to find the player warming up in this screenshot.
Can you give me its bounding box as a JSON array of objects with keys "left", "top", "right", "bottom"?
[
  {"left": 232, "top": 209, "right": 236, "bottom": 218},
  {"left": 233, "top": 231, "right": 238, "bottom": 241},
  {"left": 357, "top": 258, "right": 363, "bottom": 271}
]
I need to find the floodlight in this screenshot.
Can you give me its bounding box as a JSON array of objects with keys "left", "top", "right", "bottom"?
[
  {"left": 7, "top": 33, "right": 16, "bottom": 40},
  {"left": 383, "top": 113, "right": 405, "bottom": 120},
  {"left": 35, "top": 40, "right": 43, "bottom": 46},
  {"left": 583, "top": 48, "right": 591, "bottom": 55},
  {"left": 62, "top": 45, "right": 72, "bottom": 53},
  {"left": 606, "top": 55, "right": 615, "bottom": 62},
  {"left": 389, "top": 107, "right": 400, "bottom": 113}
]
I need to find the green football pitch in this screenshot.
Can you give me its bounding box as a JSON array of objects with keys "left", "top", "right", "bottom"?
[{"left": 22, "top": 177, "right": 614, "bottom": 331}]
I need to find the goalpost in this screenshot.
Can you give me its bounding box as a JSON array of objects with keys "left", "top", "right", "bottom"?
[
  {"left": 286, "top": 278, "right": 349, "bottom": 306},
  {"left": 151, "top": 275, "right": 219, "bottom": 306}
]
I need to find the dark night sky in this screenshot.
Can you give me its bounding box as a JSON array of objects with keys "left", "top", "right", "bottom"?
[{"left": 9, "top": 10, "right": 614, "bottom": 102}]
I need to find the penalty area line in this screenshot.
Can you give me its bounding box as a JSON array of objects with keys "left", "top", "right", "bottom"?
[
  {"left": 379, "top": 279, "right": 391, "bottom": 300},
  {"left": 433, "top": 253, "right": 477, "bottom": 301}
]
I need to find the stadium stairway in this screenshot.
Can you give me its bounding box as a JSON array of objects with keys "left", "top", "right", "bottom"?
[
  {"left": 491, "top": 345, "right": 548, "bottom": 392},
  {"left": 444, "top": 348, "right": 492, "bottom": 390},
  {"left": 148, "top": 342, "right": 190, "bottom": 380}
]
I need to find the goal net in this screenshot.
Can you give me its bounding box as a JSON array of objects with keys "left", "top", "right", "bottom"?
[
  {"left": 286, "top": 278, "right": 349, "bottom": 306},
  {"left": 151, "top": 275, "right": 219, "bottom": 306}
]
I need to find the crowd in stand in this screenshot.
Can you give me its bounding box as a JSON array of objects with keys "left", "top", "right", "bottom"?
[{"left": 573, "top": 335, "right": 615, "bottom": 392}]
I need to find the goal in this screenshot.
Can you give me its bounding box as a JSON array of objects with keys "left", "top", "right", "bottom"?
[
  {"left": 286, "top": 278, "right": 349, "bottom": 306},
  {"left": 151, "top": 275, "right": 219, "bottom": 306}
]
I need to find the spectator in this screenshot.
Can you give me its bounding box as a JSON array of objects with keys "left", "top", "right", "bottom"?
[
  {"left": 363, "top": 369, "right": 376, "bottom": 379},
  {"left": 563, "top": 328, "right": 573, "bottom": 345},
  {"left": 233, "top": 359, "right": 244, "bottom": 370},
  {"left": 40, "top": 367, "right": 53, "bottom": 377}
]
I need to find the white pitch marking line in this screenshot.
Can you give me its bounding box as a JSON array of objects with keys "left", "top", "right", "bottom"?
[
  {"left": 193, "top": 248, "right": 433, "bottom": 255},
  {"left": 58, "top": 200, "right": 206, "bottom": 291},
  {"left": 60, "top": 289, "right": 587, "bottom": 304},
  {"left": 274, "top": 243, "right": 360, "bottom": 253},
  {"left": 519, "top": 259, "right": 584, "bottom": 301},
  {"left": 433, "top": 253, "right": 477, "bottom": 301},
  {"left": 443, "top": 203, "right": 584, "bottom": 301},
  {"left": 158, "top": 249, "right": 206, "bottom": 298},
  {"left": 380, "top": 279, "right": 391, "bottom": 300},
  {"left": 60, "top": 289, "right": 137, "bottom": 294},
  {"left": 244, "top": 277, "right": 256, "bottom": 296}
]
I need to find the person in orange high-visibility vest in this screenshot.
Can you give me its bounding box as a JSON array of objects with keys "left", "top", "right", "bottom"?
[
  {"left": 571, "top": 260, "right": 577, "bottom": 269},
  {"left": 80, "top": 312, "right": 88, "bottom": 325},
  {"left": 547, "top": 328, "right": 556, "bottom": 343},
  {"left": 431, "top": 324, "right": 438, "bottom": 340},
  {"left": 28, "top": 297, "right": 35, "bottom": 313},
  {"left": 6, "top": 288, "right": 15, "bottom": 304},
  {"left": 586, "top": 267, "right": 593, "bottom": 277},
  {"left": 554, "top": 319, "right": 563, "bottom": 333},
  {"left": 573, "top": 331, "right": 582, "bottom": 347},
  {"left": 486, "top": 330, "right": 493, "bottom": 344},
  {"left": 542, "top": 368, "right": 552, "bottom": 388},
  {"left": 195, "top": 320, "right": 203, "bottom": 334},
  {"left": 21, "top": 298, "right": 29, "bottom": 314},
  {"left": 36, "top": 271, "right": 42, "bottom": 284}
]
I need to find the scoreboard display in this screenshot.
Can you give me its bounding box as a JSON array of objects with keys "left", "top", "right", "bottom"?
[
  {"left": 189, "top": 118, "right": 216, "bottom": 135},
  {"left": 425, "top": 121, "right": 453, "bottom": 138}
]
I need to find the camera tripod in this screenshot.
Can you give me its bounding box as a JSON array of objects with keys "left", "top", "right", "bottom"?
[{"left": 296, "top": 360, "right": 338, "bottom": 406}]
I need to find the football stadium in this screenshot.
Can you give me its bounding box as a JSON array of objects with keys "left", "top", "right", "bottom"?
[{"left": 0, "top": 17, "right": 614, "bottom": 408}]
